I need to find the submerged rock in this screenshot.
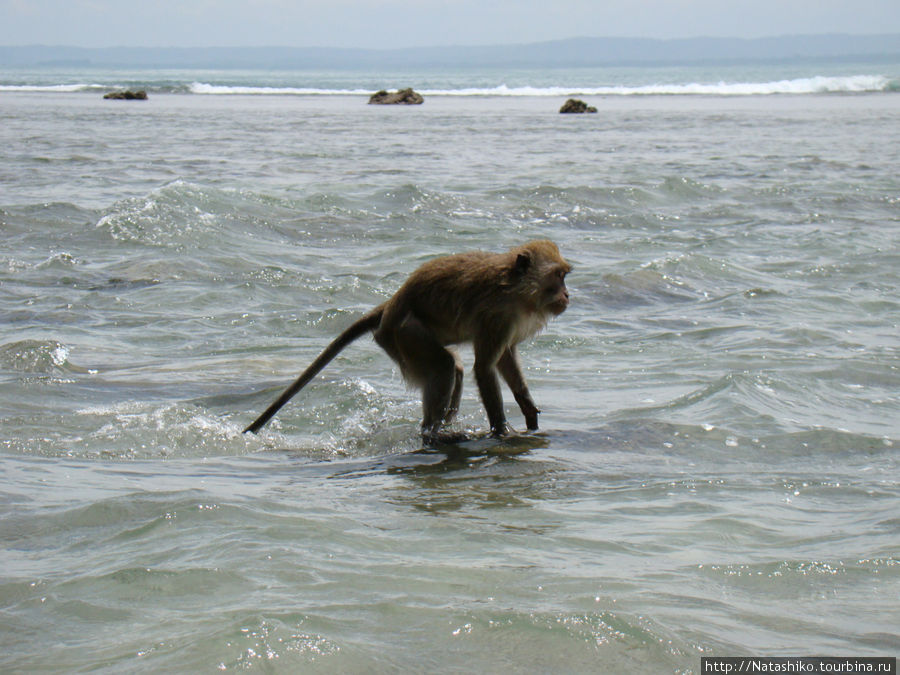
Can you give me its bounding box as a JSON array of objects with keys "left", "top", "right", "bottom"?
[
  {"left": 369, "top": 88, "right": 424, "bottom": 105},
  {"left": 559, "top": 98, "right": 597, "bottom": 114},
  {"left": 104, "top": 90, "right": 148, "bottom": 100}
]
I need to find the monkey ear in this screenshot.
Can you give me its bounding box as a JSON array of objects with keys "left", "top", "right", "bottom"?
[{"left": 514, "top": 251, "right": 532, "bottom": 275}]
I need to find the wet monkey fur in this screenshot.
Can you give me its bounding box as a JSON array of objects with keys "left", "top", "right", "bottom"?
[{"left": 243, "top": 240, "right": 571, "bottom": 440}]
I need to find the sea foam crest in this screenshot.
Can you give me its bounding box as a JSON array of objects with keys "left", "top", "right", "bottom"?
[
  {"left": 0, "top": 83, "right": 106, "bottom": 93},
  {"left": 4, "top": 74, "right": 892, "bottom": 97},
  {"left": 189, "top": 82, "right": 372, "bottom": 96},
  {"left": 419, "top": 75, "right": 892, "bottom": 96},
  {"left": 186, "top": 74, "right": 893, "bottom": 97}
]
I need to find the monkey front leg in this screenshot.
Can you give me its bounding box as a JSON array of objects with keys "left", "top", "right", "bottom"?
[
  {"left": 497, "top": 346, "right": 541, "bottom": 430},
  {"left": 473, "top": 351, "right": 514, "bottom": 437}
]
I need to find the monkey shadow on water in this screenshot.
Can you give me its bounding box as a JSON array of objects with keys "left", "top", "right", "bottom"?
[
  {"left": 321, "top": 431, "right": 551, "bottom": 480},
  {"left": 417, "top": 429, "right": 549, "bottom": 461}
]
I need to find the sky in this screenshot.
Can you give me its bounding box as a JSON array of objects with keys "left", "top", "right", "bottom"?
[{"left": 1, "top": 0, "right": 898, "bottom": 49}]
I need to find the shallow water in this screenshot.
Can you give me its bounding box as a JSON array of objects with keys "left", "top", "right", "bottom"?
[{"left": 1, "top": 78, "right": 898, "bottom": 672}]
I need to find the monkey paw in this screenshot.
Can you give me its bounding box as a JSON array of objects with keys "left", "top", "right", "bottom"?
[{"left": 422, "top": 429, "right": 471, "bottom": 445}]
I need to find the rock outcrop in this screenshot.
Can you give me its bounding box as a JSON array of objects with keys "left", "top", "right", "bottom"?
[
  {"left": 369, "top": 88, "right": 424, "bottom": 105},
  {"left": 559, "top": 98, "right": 597, "bottom": 114},
  {"left": 104, "top": 90, "right": 148, "bottom": 100}
]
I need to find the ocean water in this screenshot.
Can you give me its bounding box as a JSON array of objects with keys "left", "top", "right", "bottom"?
[{"left": 1, "top": 63, "right": 899, "bottom": 672}]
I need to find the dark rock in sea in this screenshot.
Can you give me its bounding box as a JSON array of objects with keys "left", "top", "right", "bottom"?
[
  {"left": 559, "top": 98, "right": 597, "bottom": 114},
  {"left": 369, "top": 88, "right": 424, "bottom": 105},
  {"left": 103, "top": 90, "right": 148, "bottom": 100}
]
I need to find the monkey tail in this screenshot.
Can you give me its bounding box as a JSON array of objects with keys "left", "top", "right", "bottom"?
[{"left": 243, "top": 307, "right": 384, "bottom": 434}]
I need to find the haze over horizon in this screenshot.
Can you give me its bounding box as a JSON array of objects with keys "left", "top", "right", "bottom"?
[
  {"left": 4, "top": 34, "right": 899, "bottom": 70},
  {"left": 1, "top": 0, "right": 898, "bottom": 50}
]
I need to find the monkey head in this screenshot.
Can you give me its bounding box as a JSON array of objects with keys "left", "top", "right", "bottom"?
[{"left": 511, "top": 240, "right": 571, "bottom": 317}]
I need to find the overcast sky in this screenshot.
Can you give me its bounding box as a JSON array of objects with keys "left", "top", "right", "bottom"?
[{"left": 1, "top": 0, "right": 898, "bottom": 49}]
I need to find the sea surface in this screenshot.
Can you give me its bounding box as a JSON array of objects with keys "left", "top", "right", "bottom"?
[{"left": 1, "top": 62, "right": 899, "bottom": 672}]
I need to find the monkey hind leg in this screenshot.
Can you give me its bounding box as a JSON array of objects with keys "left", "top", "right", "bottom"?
[
  {"left": 379, "top": 315, "right": 466, "bottom": 441},
  {"left": 442, "top": 350, "right": 464, "bottom": 426},
  {"left": 416, "top": 349, "right": 461, "bottom": 439},
  {"left": 425, "top": 351, "right": 468, "bottom": 444}
]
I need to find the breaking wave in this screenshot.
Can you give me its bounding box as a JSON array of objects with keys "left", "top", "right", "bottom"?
[
  {"left": 188, "top": 74, "right": 896, "bottom": 96},
  {"left": 187, "top": 82, "right": 372, "bottom": 96},
  {"left": 4, "top": 74, "right": 896, "bottom": 97},
  {"left": 0, "top": 83, "right": 109, "bottom": 93}
]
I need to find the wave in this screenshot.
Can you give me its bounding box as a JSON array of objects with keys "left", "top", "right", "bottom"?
[
  {"left": 610, "top": 74, "right": 896, "bottom": 96},
  {"left": 0, "top": 339, "right": 93, "bottom": 375},
  {"left": 190, "top": 74, "right": 896, "bottom": 97},
  {"left": 3, "top": 74, "right": 896, "bottom": 97},
  {"left": 188, "top": 82, "right": 373, "bottom": 96},
  {"left": 0, "top": 83, "right": 108, "bottom": 93},
  {"left": 442, "top": 75, "right": 897, "bottom": 96}
]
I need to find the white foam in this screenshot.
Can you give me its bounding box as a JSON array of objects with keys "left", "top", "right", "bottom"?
[
  {"left": 4, "top": 75, "right": 891, "bottom": 97},
  {"left": 416, "top": 75, "right": 892, "bottom": 97},
  {"left": 189, "top": 82, "right": 372, "bottom": 96},
  {"left": 0, "top": 83, "right": 104, "bottom": 92},
  {"left": 182, "top": 74, "right": 894, "bottom": 97}
]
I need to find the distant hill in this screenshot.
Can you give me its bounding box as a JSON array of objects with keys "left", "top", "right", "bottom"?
[{"left": 2, "top": 34, "right": 899, "bottom": 69}]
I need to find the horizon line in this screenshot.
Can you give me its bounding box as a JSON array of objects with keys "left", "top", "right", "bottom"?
[{"left": 3, "top": 32, "right": 900, "bottom": 52}]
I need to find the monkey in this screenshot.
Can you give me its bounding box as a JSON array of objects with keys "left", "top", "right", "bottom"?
[{"left": 243, "top": 240, "right": 571, "bottom": 441}]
